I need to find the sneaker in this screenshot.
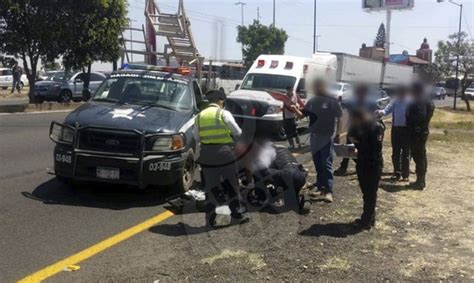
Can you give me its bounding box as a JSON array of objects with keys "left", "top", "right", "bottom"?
[
  {"left": 321, "top": 192, "right": 333, "bottom": 203},
  {"left": 401, "top": 177, "right": 409, "bottom": 182},
  {"left": 334, "top": 168, "right": 347, "bottom": 176},
  {"left": 214, "top": 214, "right": 232, "bottom": 227}
]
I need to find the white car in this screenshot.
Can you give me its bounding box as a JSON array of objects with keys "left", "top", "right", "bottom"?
[
  {"left": 465, "top": 87, "right": 474, "bottom": 100},
  {"left": 0, "top": 68, "right": 29, "bottom": 90},
  {"left": 329, "top": 82, "right": 353, "bottom": 103}
]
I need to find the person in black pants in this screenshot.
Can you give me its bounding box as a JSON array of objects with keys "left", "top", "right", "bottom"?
[
  {"left": 348, "top": 110, "right": 385, "bottom": 230},
  {"left": 406, "top": 82, "right": 435, "bottom": 190},
  {"left": 376, "top": 86, "right": 411, "bottom": 181},
  {"left": 335, "top": 84, "right": 379, "bottom": 176}
]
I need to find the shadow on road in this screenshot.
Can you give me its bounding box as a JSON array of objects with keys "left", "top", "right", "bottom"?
[
  {"left": 21, "top": 177, "right": 170, "bottom": 210},
  {"left": 149, "top": 222, "right": 210, "bottom": 237},
  {"left": 379, "top": 182, "right": 412, "bottom": 193},
  {"left": 299, "top": 222, "right": 364, "bottom": 238}
]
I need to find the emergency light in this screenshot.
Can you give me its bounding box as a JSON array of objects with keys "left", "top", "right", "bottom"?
[
  {"left": 285, "top": 62, "right": 294, "bottom": 70},
  {"left": 121, "top": 63, "right": 192, "bottom": 75},
  {"left": 270, "top": 60, "right": 279, "bottom": 68},
  {"left": 257, "top": 60, "right": 265, "bottom": 68}
]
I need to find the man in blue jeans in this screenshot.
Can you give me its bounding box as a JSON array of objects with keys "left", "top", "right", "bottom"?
[{"left": 293, "top": 79, "right": 342, "bottom": 202}]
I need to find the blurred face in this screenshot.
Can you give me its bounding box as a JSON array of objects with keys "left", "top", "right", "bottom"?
[
  {"left": 312, "top": 80, "right": 327, "bottom": 96},
  {"left": 354, "top": 86, "right": 369, "bottom": 100},
  {"left": 396, "top": 87, "right": 408, "bottom": 98},
  {"left": 287, "top": 88, "right": 294, "bottom": 97}
]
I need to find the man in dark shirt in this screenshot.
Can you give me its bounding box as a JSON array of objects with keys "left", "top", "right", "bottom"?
[
  {"left": 405, "top": 82, "right": 435, "bottom": 190},
  {"left": 348, "top": 109, "right": 385, "bottom": 230},
  {"left": 11, "top": 63, "right": 23, "bottom": 94},
  {"left": 293, "top": 79, "right": 343, "bottom": 203}
]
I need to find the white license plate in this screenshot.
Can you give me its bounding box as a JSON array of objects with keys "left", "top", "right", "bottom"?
[{"left": 96, "top": 167, "right": 120, "bottom": 180}]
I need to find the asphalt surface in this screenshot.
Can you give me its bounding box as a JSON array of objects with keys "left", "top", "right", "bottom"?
[{"left": 0, "top": 96, "right": 454, "bottom": 282}]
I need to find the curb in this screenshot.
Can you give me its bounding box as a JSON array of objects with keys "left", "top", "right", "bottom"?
[{"left": 0, "top": 102, "right": 83, "bottom": 114}]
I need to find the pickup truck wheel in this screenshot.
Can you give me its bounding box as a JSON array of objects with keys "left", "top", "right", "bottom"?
[
  {"left": 58, "top": 90, "right": 72, "bottom": 103},
  {"left": 1, "top": 87, "right": 7, "bottom": 90},
  {"left": 176, "top": 151, "right": 196, "bottom": 193}
]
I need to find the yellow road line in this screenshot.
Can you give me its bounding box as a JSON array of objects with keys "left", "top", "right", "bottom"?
[{"left": 18, "top": 210, "right": 175, "bottom": 283}]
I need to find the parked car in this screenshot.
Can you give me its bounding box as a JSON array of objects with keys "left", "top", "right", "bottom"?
[
  {"left": 465, "top": 86, "right": 474, "bottom": 100},
  {"left": 0, "top": 67, "right": 29, "bottom": 90},
  {"left": 49, "top": 66, "right": 206, "bottom": 191},
  {"left": 431, "top": 87, "right": 447, "bottom": 100},
  {"left": 329, "top": 82, "right": 353, "bottom": 103},
  {"left": 34, "top": 71, "right": 106, "bottom": 103}
]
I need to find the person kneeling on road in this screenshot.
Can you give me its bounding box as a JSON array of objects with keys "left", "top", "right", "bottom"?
[
  {"left": 194, "top": 90, "right": 248, "bottom": 228},
  {"left": 237, "top": 139, "right": 308, "bottom": 215},
  {"left": 348, "top": 109, "right": 385, "bottom": 230}
]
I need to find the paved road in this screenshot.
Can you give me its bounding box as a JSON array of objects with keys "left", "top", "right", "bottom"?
[
  {"left": 0, "top": 96, "right": 455, "bottom": 281},
  {"left": 0, "top": 111, "right": 173, "bottom": 282}
]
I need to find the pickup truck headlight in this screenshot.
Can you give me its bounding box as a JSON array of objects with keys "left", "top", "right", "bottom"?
[
  {"left": 267, "top": 105, "right": 282, "bottom": 115},
  {"left": 150, "top": 134, "right": 185, "bottom": 152},
  {"left": 50, "top": 122, "right": 74, "bottom": 144}
]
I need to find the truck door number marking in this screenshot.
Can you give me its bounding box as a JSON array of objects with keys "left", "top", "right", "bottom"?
[{"left": 149, "top": 162, "right": 171, "bottom": 171}]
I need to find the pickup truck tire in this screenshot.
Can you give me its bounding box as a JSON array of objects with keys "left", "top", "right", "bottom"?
[
  {"left": 1, "top": 87, "right": 7, "bottom": 90},
  {"left": 58, "top": 90, "right": 72, "bottom": 103},
  {"left": 175, "top": 150, "right": 196, "bottom": 193}
]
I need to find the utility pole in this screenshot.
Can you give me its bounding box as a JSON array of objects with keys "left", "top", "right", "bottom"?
[
  {"left": 437, "top": 0, "right": 463, "bottom": 110},
  {"left": 272, "top": 0, "right": 276, "bottom": 27},
  {"left": 235, "top": 1, "right": 246, "bottom": 60},
  {"left": 385, "top": 9, "right": 392, "bottom": 59},
  {"left": 313, "top": 0, "right": 317, "bottom": 53},
  {"left": 257, "top": 7, "right": 260, "bottom": 22},
  {"left": 235, "top": 1, "right": 246, "bottom": 26}
]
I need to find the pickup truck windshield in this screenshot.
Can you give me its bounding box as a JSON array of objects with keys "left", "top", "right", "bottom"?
[
  {"left": 93, "top": 75, "right": 192, "bottom": 111},
  {"left": 241, "top": 73, "right": 296, "bottom": 92}
]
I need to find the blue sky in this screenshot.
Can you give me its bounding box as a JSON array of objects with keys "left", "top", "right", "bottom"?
[{"left": 126, "top": 0, "right": 473, "bottom": 62}]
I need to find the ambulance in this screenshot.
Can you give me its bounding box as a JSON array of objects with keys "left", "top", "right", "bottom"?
[{"left": 226, "top": 54, "right": 336, "bottom": 140}]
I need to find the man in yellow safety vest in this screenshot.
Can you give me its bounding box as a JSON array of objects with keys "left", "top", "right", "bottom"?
[{"left": 194, "top": 90, "right": 247, "bottom": 227}]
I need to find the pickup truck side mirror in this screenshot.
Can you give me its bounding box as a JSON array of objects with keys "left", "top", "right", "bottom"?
[
  {"left": 234, "top": 84, "right": 240, "bottom": 90},
  {"left": 82, "top": 89, "right": 92, "bottom": 101}
]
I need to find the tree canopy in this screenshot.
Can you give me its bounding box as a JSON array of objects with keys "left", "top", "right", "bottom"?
[
  {"left": 434, "top": 32, "right": 473, "bottom": 111},
  {"left": 237, "top": 21, "right": 288, "bottom": 68},
  {"left": 0, "top": 0, "right": 127, "bottom": 102},
  {"left": 374, "top": 23, "right": 386, "bottom": 48}
]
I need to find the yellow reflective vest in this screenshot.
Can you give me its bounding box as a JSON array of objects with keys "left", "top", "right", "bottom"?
[{"left": 197, "top": 104, "right": 233, "bottom": 145}]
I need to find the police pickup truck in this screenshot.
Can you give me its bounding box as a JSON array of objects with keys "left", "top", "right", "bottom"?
[{"left": 49, "top": 66, "right": 206, "bottom": 191}]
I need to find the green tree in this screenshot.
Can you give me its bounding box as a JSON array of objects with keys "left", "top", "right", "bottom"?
[
  {"left": 374, "top": 23, "right": 386, "bottom": 48},
  {"left": 62, "top": 0, "right": 127, "bottom": 94},
  {"left": 0, "top": 0, "right": 69, "bottom": 102},
  {"left": 237, "top": 20, "right": 288, "bottom": 68},
  {"left": 434, "top": 32, "right": 473, "bottom": 111}
]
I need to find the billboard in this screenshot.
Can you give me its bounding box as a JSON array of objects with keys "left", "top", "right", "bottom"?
[{"left": 363, "top": 0, "right": 414, "bottom": 10}]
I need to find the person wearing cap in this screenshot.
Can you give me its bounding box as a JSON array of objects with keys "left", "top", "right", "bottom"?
[
  {"left": 405, "top": 82, "right": 435, "bottom": 190},
  {"left": 194, "top": 90, "right": 246, "bottom": 227},
  {"left": 375, "top": 85, "right": 412, "bottom": 182}
]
